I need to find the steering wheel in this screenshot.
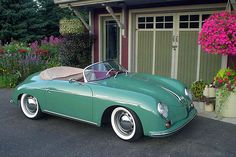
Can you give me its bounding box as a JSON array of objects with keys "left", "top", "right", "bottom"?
[{"left": 106, "top": 68, "right": 114, "bottom": 76}]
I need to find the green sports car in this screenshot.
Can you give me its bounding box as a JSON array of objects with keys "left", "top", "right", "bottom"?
[{"left": 11, "top": 60, "right": 197, "bottom": 141}]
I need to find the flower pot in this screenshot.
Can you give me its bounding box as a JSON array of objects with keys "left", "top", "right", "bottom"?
[
  {"left": 221, "top": 92, "right": 236, "bottom": 117},
  {"left": 208, "top": 87, "right": 216, "bottom": 98},
  {"left": 205, "top": 103, "right": 214, "bottom": 112},
  {"left": 216, "top": 92, "right": 236, "bottom": 118},
  {"left": 203, "top": 86, "right": 209, "bottom": 97},
  {"left": 203, "top": 86, "right": 216, "bottom": 98},
  {"left": 194, "top": 101, "right": 205, "bottom": 113}
]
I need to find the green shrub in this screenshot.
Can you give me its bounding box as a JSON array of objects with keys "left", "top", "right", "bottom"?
[
  {"left": 4, "top": 42, "right": 31, "bottom": 53},
  {"left": 60, "top": 33, "right": 94, "bottom": 68},
  {"left": 190, "top": 80, "right": 207, "bottom": 101}
]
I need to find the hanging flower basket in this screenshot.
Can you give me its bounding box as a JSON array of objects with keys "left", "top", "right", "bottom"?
[
  {"left": 198, "top": 11, "right": 236, "bottom": 55},
  {"left": 60, "top": 18, "right": 84, "bottom": 35}
]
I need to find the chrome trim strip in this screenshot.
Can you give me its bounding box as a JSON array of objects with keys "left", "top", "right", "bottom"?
[
  {"left": 44, "top": 110, "right": 98, "bottom": 126},
  {"left": 161, "top": 86, "right": 182, "bottom": 101}
]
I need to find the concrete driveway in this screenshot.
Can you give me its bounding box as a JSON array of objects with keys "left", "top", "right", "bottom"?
[{"left": 0, "top": 89, "right": 236, "bottom": 157}]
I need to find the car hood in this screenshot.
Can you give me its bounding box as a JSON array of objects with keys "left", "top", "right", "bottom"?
[{"left": 97, "top": 73, "right": 189, "bottom": 106}]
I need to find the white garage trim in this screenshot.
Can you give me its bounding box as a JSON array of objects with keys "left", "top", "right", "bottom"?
[{"left": 128, "top": 3, "right": 226, "bottom": 72}]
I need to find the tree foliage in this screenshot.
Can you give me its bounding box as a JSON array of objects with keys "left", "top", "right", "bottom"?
[
  {"left": 0, "top": 0, "right": 73, "bottom": 44},
  {"left": 37, "top": 0, "right": 73, "bottom": 37},
  {"left": 0, "top": 0, "right": 47, "bottom": 43}
]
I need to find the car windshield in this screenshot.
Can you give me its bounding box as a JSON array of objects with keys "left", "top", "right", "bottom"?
[{"left": 83, "top": 60, "right": 127, "bottom": 82}]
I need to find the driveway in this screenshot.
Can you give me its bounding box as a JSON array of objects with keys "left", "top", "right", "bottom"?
[{"left": 0, "top": 89, "right": 236, "bottom": 157}]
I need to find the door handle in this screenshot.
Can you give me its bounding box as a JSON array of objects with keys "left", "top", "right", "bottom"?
[
  {"left": 172, "top": 45, "right": 178, "bottom": 51},
  {"left": 175, "top": 35, "right": 179, "bottom": 43},
  {"left": 46, "top": 89, "right": 52, "bottom": 94},
  {"left": 172, "top": 35, "right": 175, "bottom": 42}
]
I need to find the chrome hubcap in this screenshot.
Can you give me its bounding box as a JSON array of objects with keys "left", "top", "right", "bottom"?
[
  {"left": 116, "top": 111, "right": 134, "bottom": 135},
  {"left": 23, "top": 96, "right": 37, "bottom": 115}
]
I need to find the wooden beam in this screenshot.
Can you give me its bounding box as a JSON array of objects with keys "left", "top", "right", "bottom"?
[
  {"left": 104, "top": 5, "right": 125, "bottom": 29},
  {"left": 68, "top": 5, "right": 92, "bottom": 32}
]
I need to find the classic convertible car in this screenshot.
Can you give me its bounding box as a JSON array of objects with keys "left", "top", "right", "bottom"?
[{"left": 11, "top": 60, "right": 197, "bottom": 141}]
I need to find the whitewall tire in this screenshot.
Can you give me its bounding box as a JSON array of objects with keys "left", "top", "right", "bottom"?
[
  {"left": 20, "top": 94, "right": 43, "bottom": 119},
  {"left": 111, "top": 107, "right": 143, "bottom": 141}
]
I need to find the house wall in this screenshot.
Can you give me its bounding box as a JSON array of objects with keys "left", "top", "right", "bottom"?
[
  {"left": 92, "top": 2, "right": 236, "bottom": 77},
  {"left": 93, "top": 8, "right": 129, "bottom": 68},
  {"left": 228, "top": 56, "right": 236, "bottom": 70}
]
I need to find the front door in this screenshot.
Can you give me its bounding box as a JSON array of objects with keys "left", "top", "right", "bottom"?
[
  {"left": 45, "top": 80, "right": 93, "bottom": 122},
  {"left": 103, "top": 19, "right": 120, "bottom": 62}
]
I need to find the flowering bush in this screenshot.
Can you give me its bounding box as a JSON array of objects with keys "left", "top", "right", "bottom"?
[
  {"left": 214, "top": 68, "right": 236, "bottom": 117},
  {"left": 0, "top": 37, "right": 62, "bottom": 88},
  {"left": 4, "top": 42, "right": 31, "bottom": 54},
  {"left": 214, "top": 68, "right": 236, "bottom": 91},
  {"left": 198, "top": 11, "right": 236, "bottom": 55},
  {"left": 30, "top": 35, "right": 63, "bottom": 62}
]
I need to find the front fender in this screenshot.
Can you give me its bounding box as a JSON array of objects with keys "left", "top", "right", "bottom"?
[
  {"left": 89, "top": 84, "right": 166, "bottom": 136},
  {"left": 11, "top": 73, "right": 48, "bottom": 110}
]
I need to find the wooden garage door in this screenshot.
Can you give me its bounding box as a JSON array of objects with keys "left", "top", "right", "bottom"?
[
  {"left": 136, "top": 15, "right": 173, "bottom": 77},
  {"left": 135, "top": 13, "right": 223, "bottom": 86}
]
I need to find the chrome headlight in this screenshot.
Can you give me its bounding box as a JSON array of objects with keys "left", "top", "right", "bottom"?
[
  {"left": 157, "top": 103, "right": 168, "bottom": 118},
  {"left": 185, "top": 88, "right": 192, "bottom": 100}
]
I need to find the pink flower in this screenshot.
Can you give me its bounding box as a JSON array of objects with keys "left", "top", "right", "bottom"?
[
  {"left": 227, "top": 71, "right": 231, "bottom": 76},
  {"left": 198, "top": 11, "right": 236, "bottom": 55},
  {"left": 218, "top": 79, "right": 223, "bottom": 84}
]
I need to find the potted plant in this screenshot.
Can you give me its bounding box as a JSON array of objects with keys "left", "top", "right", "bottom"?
[
  {"left": 202, "top": 84, "right": 216, "bottom": 112},
  {"left": 214, "top": 68, "right": 236, "bottom": 118},
  {"left": 203, "top": 84, "right": 216, "bottom": 98},
  {"left": 190, "top": 80, "right": 207, "bottom": 113}
]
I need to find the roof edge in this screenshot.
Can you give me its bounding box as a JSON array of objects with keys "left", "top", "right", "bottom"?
[{"left": 54, "top": 0, "right": 124, "bottom": 7}]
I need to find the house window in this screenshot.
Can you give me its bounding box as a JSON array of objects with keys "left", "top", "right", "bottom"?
[
  {"left": 138, "top": 16, "right": 154, "bottom": 29},
  {"left": 179, "top": 14, "right": 200, "bottom": 29},
  {"left": 202, "top": 14, "right": 211, "bottom": 26},
  {"left": 156, "top": 16, "right": 173, "bottom": 29}
]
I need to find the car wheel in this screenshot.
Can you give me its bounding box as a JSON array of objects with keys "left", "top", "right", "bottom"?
[
  {"left": 111, "top": 107, "right": 143, "bottom": 141},
  {"left": 20, "top": 94, "right": 43, "bottom": 119}
]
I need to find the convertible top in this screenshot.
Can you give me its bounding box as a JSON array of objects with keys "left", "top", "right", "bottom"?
[{"left": 40, "top": 66, "right": 84, "bottom": 81}]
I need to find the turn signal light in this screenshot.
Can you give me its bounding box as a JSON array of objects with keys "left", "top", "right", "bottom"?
[{"left": 165, "top": 120, "right": 171, "bottom": 128}]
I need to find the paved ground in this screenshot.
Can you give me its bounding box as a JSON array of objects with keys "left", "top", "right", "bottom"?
[{"left": 1, "top": 89, "right": 236, "bottom": 157}]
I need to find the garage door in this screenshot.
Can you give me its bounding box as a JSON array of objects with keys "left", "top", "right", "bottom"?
[
  {"left": 136, "top": 15, "right": 173, "bottom": 77},
  {"left": 135, "top": 12, "right": 222, "bottom": 86}
]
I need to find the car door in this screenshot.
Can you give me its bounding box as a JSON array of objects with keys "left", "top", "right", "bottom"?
[{"left": 44, "top": 80, "right": 93, "bottom": 122}]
